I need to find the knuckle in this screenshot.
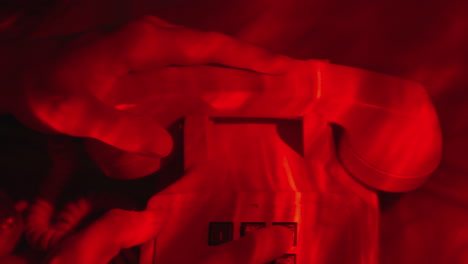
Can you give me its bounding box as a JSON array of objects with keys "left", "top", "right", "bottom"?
[
  {"left": 177, "top": 30, "right": 226, "bottom": 62},
  {"left": 202, "top": 31, "right": 229, "bottom": 48},
  {"left": 121, "top": 17, "right": 168, "bottom": 40}
]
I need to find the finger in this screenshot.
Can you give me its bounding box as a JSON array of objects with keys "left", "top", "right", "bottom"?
[
  {"left": 160, "top": 28, "right": 297, "bottom": 74},
  {"left": 85, "top": 138, "right": 162, "bottom": 179},
  {"left": 200, "top": 226, "right": 294, "bottom": 264},
  {"left": 25, "top": 91, "right": 173, "bottom": 157},
  {"left": 54, "top": 199, "right": 91, "bottom": 232},
  {"left": 25, "top": 199, "right": 56, "bottom": 251},
  {"left": 100, "top": 18, "right": 297, "bottom": 74}
]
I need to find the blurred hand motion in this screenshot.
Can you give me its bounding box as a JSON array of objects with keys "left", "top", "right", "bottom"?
[{"left": 4, "top": 15, "right": 296, "bottom": 165}]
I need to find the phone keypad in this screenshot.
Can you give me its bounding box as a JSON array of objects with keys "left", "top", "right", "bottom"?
[
  {"left": 209, "top": 222, "right": 297, "bottom": 263},
  {"left": 208, "top": 222, "right": 234, "bottom": 246},
  {"left": 240, "top": 222, "right": 266, "bottom": 236}
]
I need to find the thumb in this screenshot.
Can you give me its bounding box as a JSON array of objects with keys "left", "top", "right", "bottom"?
[
  {"left": 84, "top": 138, "right": 162, "bottom": 179},
  {"left": 24, "top": 91, "right": 173, "bottom": 157}
]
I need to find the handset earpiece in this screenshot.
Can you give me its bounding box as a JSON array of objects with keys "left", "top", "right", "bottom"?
[{"left": 316, "top": 63, "right": 442, "bottom": 192}]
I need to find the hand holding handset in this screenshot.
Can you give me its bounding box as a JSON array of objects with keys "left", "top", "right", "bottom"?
[
  {"left": 137, "top": 60, "right": 441, "bottom": 264},
  {"left": 104, "top": 60, "right": 441, "bottom": 191}
]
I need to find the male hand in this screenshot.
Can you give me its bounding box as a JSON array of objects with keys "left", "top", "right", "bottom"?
[{"left": 9, "top": 15, "right": 295, "bottom": 161}]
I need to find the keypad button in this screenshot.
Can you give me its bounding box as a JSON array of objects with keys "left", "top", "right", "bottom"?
[
  {"left": 274, "top": 254, "right": 296, "bottom": 264},
  {"left": 273, "top": 222, "right": 297, "bottom": 246},
  {"left": 240, "top": 222, "right": 266, "bottom": 236},
  {"left": 208, "top": 222, "right": 234, "bottom": 246}
]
